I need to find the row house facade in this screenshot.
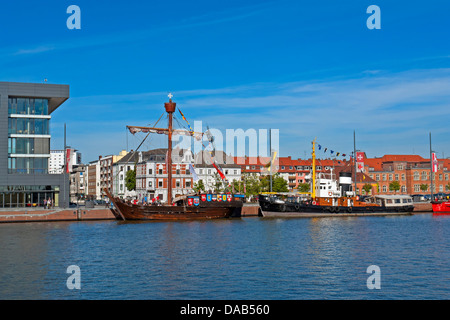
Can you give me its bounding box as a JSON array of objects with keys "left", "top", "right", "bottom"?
[
  {"left": 69, "top": 164, "right": 86, "bottom": 202},
  {"left": 135, "top": 148, "right": 193, "bottom": 202},
  {"left": 135, "top": 148, "right": 242, "bottom": 203},
  {"left": 112, "top": 151, "right": 140, "bottom": 199},
  {"left": 86, "top": 160, "right": 100, "bottom": 200},
  {"left": 363, "top": 154, "right": 450, "bottom": 195},
  {"left": 194, "top": 150, "right": 241, "bottom": 191},
  {"left": 99, "top": 150, "right": 127, "bottom": 194}
]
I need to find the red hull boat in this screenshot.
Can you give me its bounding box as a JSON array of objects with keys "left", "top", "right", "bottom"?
[{"left": 432, "top": 201, "right": 450, "bottom": 215}]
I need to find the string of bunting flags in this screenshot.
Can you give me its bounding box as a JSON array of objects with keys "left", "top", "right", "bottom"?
[{"left": 317, "top": 143, "right": 353, "bottom": 159}]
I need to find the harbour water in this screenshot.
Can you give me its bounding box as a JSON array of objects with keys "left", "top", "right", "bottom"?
[{"left": 0, "top": 214, "right": 448, "bottom": 300}]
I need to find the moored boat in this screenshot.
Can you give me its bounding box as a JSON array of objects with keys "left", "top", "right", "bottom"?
[
  {"left": 105, "top": 189, "right": 243, "bottom": 220},
  {"left": 431, "top": 201, "right": 450, "bottom": 215},
  {"left": 104, "top": 94, "right": 244, "bottom": 221},
  {"left": 258, "top": 139, "right": 414, "bottom": 215}
]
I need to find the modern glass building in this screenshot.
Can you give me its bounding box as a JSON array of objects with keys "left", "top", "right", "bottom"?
[{"left": 0, "top": 82, "right": 70, "bottom": 208}]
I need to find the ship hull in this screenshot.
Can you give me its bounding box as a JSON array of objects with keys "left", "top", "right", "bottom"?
[
  {"left": 111, "top": 198, "right": 243, "bottom": 221},
  {"left": 259, "top": 199, "right": 414, "bottom": 214},
  {"left": 432, "top": 201, "right": 450, "bottom": 215}
]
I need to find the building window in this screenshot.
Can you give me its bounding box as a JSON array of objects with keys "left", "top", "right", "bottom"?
[
  {"left": 414, "top": 172, "right": 420, "bottom": 181},
  {"left": 158, "top": 181, "right": 163, "bottom": 187},
  {"left": 149, "top": 181, "right": 152, "bottom": 188},
  {"left": 382, "top": 174, "right": 386, "bottom": 181},
  {"left": 382, "top": 185, "right": 387, "bottom": 192},
  {"left": 186, "top": 181, "right": 191, "bottom": 188},
  {"left": 158, "top": 169, "right": 163, "bottom": 174},
  {"left": 8, "top": 98, "right": 49, "bottom": 115},
  {"left": 8, "top": 118, "right": 49, "bottom": 135},
  {"left": 401, "top": 185, "right": 407, "bottom": 193},
  {"left": 8, "top": 157, "right": 48, "bottom": 174},
  {"left": 421, "top": 171, "right": 427, "bottom": 180},
  {"left": 149, "top": 169, "right": 152, "bottom": 175},
  {"left": 402, "top": 174, "right": 406, "bottom": 181}
]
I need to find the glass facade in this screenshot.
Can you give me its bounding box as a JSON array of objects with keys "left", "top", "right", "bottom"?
[
  {"left": 8, "top": 137, "right": 50, "bottom": 154},
  {"left": 7, "top": 98, "right": 50, "bottom": 174},
  {"left": 8, "top": 98, "right": 48, "bottom": 115},
  {"left": 8, "top": 118, "right": 49, "bottom": 135},
  {"left": 7, "top": 157, "right": 49, "bottom": 174},
  {"left": 0, "top": 186, "right": 60, "bottom": 208}
]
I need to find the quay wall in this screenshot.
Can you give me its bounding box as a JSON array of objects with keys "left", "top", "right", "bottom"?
[
  {"left": 413, "top": 202, "right": 432, "bottom": 212},
  {"left": 0, "top": 208, "right": 115, "bottom": 223},
  {"left": 0, "top": 204, "right": 260, "bottom": 223}
]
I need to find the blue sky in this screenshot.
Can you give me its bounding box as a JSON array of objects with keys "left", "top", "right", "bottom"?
[{"left": 1, "top": 0, "right": 450, "bottom": 162}]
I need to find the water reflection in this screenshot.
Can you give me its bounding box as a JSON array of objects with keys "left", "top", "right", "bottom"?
[{"left": 0, "top": 215, "right": 449, "bottom": 299}]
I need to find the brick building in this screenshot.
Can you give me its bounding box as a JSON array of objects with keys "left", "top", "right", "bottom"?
[{"left": 363, "top": 154, "right": 450, "bottom": 195}]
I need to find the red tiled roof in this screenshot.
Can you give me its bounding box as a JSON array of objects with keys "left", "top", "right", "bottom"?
[{"left": 378, "top": 155, "right": 427, "bottom": 162}]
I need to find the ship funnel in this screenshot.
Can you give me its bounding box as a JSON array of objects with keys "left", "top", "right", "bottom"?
[{"left": 339, "top": 172, "right": 353, "bottom": 196}]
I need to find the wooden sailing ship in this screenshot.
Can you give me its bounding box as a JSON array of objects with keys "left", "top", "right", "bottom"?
[{"left": 104, "top": 94, "right": 244, "bottom": 221}]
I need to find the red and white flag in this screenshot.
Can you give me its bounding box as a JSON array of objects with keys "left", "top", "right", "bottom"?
[
  {"left": 356, "top": 152, "right": 365, "bottom": 173},
  {"left": 432, "top": 153, "right": 438, "bottom": 173},
  {"left": 356, "top": 152, "right": 365, "bottom": 162},
  {"left": 65, "top": 148, "right": 72, "bottom": 173}
]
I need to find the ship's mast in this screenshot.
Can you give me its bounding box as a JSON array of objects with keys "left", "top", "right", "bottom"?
[
  {"left": 165, "top": 93, "right": 176, "bottom": 205},
  {"left": 312, "top": 138, "right": 316, "bottom": 200}
]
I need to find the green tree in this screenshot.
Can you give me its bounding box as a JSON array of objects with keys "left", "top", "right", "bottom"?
[
  {"left": 420, "top": 184, "right": 429, "bottom": 192},
  {"left": 272, "top": 176, "right": 289, "bottom": 192},
  {"left": 242, "top": 173, "right": 262, "bottom": 198},
  {"left": 193, "top": 179, "right": 206, "bottom": 193},
  {"left": 362, "top": 183, "right": 373, "bottom": 195},
  {"left": 445, "top": 183, "right": 450, "bottom": 191},
  {"left": 125, "top": 169, "right": 136, "bottom": 191},
  {"left": 212, "top": 172, "right": 224, "bottom": 193},
  {"left": 389, "top": 181, "right": 401, "bottom": 193},
  {"left": 297, "top": 183, "right": 310, "bottom": 193}
]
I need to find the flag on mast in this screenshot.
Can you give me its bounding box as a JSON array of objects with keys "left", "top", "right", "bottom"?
[{"left": 432, "top": 153, "right": 438, "bottom": 173}]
